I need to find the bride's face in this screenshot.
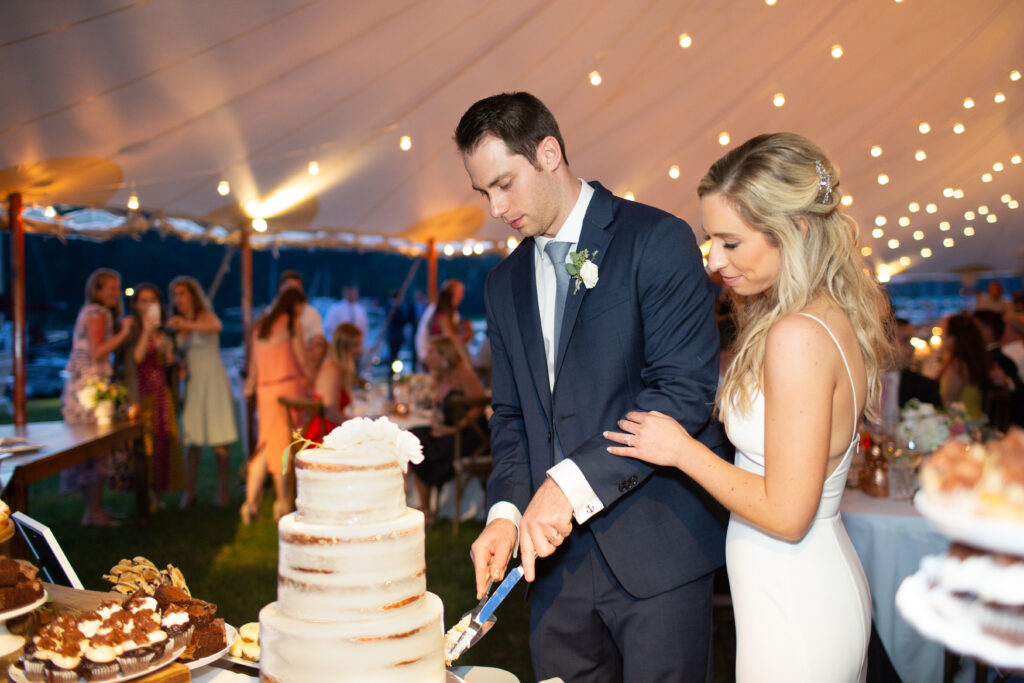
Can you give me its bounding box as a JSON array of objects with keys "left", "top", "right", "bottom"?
[{"left": 700, "top": 193, "right": 781, "bottom": 296}]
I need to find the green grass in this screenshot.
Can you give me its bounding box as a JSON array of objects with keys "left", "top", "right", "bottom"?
[{"left": 4, "top": 399, "right": 732, "bottom": 682}]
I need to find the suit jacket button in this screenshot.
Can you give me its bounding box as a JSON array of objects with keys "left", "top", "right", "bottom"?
[
  {"left": 618, "top": 481, "right": 628, "bottom": 492},
  {"left": 629, "top": 476, "right": 638, "bottom": 485}
]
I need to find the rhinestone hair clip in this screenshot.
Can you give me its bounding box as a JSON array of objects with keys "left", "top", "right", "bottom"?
[{"left": 814, "top": 160, "right": 833, "bottom": 204}]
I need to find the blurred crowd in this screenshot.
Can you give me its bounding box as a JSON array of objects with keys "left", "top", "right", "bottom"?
[{"left": 58, "top": 267, "right": 490, "bottom": 527}]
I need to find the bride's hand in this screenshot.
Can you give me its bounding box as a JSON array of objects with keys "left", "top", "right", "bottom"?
[{"left": 604, "top": 410, "right": 693, "bottom": 470}]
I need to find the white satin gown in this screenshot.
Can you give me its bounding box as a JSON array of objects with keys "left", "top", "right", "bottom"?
[{"left": 724, "top": 313, "right": 870, "bottom": 682}]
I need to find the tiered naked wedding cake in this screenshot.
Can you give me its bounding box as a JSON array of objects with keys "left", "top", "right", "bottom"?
[{"left": 259, "top": 417, "right": 446, "bottom": 682}]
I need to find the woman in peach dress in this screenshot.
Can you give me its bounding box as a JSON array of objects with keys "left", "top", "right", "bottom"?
[{"left": 242, "top": 288, "right": 314, "bottom": 523}]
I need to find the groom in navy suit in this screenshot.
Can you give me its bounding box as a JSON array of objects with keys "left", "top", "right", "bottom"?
[{"left": 456, "top": 92, "right": 730, "bottom": 682}]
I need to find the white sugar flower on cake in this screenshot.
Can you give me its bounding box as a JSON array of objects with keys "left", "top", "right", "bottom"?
[{"left": 322, "top": 417, "right": 423, "bottom": 471}]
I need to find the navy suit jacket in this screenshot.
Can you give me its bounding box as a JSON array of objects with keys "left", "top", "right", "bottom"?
[{"left": 483, "top": 181, "right": 730, "bottom": 599}]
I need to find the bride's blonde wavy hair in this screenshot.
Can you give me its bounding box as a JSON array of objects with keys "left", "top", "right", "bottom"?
[{"left": 698, "top": 133, "right": 892, "bottom": 425}]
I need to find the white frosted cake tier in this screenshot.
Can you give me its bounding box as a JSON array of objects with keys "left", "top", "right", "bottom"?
[
  {"left": 259, "top": 593, "right": 446, "bottom": 683},
  {"left": 295, "top": 446, "right": 407, "bottom": 524},
  {"left": 277, "top": 509, "right": 427, "bottom": 619}
]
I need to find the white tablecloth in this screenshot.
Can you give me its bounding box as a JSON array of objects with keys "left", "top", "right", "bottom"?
[{"left": 840, "top": 489, "right": 947, "bottom": 683}]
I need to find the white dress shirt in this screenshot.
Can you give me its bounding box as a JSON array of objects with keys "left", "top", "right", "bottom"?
[
  {"left": 487, "top": 180, "right": 605, "bottom": 536},
  {"left": 324, "top": 299, "right": 369, "bottom": 339}
]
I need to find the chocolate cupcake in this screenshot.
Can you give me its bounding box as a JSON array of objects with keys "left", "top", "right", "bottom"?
[
  {"left": 115, "top": 636, "right": 153, "bottom": 676},
  {"left": 77, "top": 641, "right": 120, "bottom": 683},
  {"left": 160, "top": 603, "right": 193, "bottom": 649}
]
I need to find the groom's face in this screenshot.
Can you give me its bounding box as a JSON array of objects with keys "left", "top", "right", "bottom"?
[{"left": 462, "top": 135, "right": 564, "bottom": 239}]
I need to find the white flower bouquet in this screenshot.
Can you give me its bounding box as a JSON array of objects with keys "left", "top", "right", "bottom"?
[{"left": 895, "top": 399, "right": 950, "bottom": 453}]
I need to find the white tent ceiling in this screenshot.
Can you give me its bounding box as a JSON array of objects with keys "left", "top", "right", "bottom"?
[{"left": 1, "top": 0, "right": 1022, "bottom": 278}]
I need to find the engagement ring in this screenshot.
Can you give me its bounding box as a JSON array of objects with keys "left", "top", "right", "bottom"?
[{"left": 626, "top": 435, "right": 632, "bottom": 447}]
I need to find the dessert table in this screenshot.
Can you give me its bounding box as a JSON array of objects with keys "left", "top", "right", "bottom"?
[
  {"left": 840, "top": 489, "right": 947, "bottom": 683},
  {"left": 0, "top": 420, "right": 147, "bottom": 520}
]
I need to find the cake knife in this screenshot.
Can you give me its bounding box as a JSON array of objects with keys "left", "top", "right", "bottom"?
[{"left": 445, "top": 565, "right": 525, "bottom": 664}]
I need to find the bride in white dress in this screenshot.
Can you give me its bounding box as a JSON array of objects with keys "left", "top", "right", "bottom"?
[{"left": 605, "top": 133, "right": 892, "bottom": 682}]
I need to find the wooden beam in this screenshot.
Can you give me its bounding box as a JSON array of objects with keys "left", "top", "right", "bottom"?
[{"left": 7, "top": 193, "right": 26, "bottom": 426}]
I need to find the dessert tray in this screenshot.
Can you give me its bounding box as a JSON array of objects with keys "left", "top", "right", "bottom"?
[
  {"left": 184, "top": 623, "right": 238, "bottom": 670},
  {"left": 896, "top": 569, "right": 1024, "bottom": 669},
  {"left": 0, "top": 443, "right": 44, "bottom": 456},
  {"left": 9, "top": 643, "right": 188, "bottom": 683},
  {"left": 914, "top": 490, "right": 1024, "bottom": 556},
  {"left": 0, "top": 592, "right": 47, "bottom": 624}
]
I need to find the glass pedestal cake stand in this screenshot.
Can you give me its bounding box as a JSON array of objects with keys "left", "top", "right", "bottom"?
[{"left": 0, "top": 593, "right": 47, "bottom": 656}]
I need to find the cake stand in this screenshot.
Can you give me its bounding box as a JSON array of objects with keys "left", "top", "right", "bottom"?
[{"left": 0, "top": 592, "right": 47, "bottom": 656}]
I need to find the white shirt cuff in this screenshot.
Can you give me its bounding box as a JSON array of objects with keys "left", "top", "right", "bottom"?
[
  {"left": 486, "top": 502, "right": 522, "bottom": 559},
  {"left": 547, "top": 459, "right": 604, "bottom": 524}
]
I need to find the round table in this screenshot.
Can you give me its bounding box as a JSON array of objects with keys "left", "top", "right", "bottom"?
[{"left": 840, "top": 489, "right": 947, "bottom": 683}]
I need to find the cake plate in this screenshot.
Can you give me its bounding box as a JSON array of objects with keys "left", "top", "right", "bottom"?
[
  {"left": 0, "top": 592, "right": 46, "bottom": 656},
  {"left": 184, "top": 623, "right": 238, "bottom": 670}
]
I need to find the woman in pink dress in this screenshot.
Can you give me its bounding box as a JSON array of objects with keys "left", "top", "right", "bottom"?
[
  {"left": 242, "top": 288, "right": 314, "bottom": 523},
  {"left": 61, "top": 268, "right": 135, "bottom": 526}
]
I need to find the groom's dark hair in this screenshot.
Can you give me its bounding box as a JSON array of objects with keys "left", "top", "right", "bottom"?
[{"left": 455, "top": 92, "right": 568, "bottom": 168}]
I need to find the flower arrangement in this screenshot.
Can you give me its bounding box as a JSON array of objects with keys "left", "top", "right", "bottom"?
[
  {"left": 896, "top": 399, "right": 994, "bottom": 452},
  {"left": 76, "top": 378, "right": 129, "bottom": 410}
]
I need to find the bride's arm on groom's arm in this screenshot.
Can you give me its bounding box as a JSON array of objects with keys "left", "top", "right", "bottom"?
[
  {"left": 568, "top": 216, "right": 722, "bottom": 506},
  {"left": 607, "top": 315, "right": 836, "bottom": 542}
]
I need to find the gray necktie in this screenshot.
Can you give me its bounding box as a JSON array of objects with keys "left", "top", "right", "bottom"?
[
  {"left": 544, "top": 240, "right": 572, "bottom": 356},
  {"left": 544, "top": 240, "right": 572, "bottom": 464}
]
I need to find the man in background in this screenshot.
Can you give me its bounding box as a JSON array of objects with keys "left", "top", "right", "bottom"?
[{"left": 278, "top": 270, "right": 326, "bottom": 368}]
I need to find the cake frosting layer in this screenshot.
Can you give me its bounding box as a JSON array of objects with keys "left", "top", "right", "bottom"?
[
  {"left": 259, "top": 593, "right": 445, "bottom": 682},
  {"left": 295, "top": 447, "right": 406, "bottom": 524},
  {"left": 277, "top": 509, "right": 426, "bottom": 620}
]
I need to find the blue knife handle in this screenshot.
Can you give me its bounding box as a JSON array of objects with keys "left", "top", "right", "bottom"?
[{"left": 476, "top": 565, "right": 524, "bottom": 625}]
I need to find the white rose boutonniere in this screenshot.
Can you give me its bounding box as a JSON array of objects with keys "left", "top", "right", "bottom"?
[{"left": 566, "top": 249, "right": 599, "bottom": 294}]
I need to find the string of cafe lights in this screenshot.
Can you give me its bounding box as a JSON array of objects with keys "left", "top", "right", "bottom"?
[{"left": 582, "top": 9, "right": 1018, "bottom": 278}]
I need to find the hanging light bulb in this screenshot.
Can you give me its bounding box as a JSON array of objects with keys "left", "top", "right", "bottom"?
[
  {"left": 772, "top": 93, "right": 785, "bottom": 107},
  {"left": 308, "top": 161, "right": 320, "bottom": 176},
  {"left": 217, "top": 180, "right": 230, "bottom": 196},
  {"left": 443, "top": 244, "right": 455, "bottom": 256},
  {"left": 918, "top": 122, "right": 931, "bottom": 134},
  {"left": 870, "top": 145, "right": 883, "bottom": 157},
  {"left": 718, "top": 132, "right": 730, "bottom": 146},
  {"left": 668, "top": 165, "right": 681, "bottom": 179},
  {"left": 589, "top": 71, "right": 602, "bottom": 86},
  {"left": 43, "top": 206, "right": 56, "bottom": 218},
  {"left": 400, "top": 135, "right": 412, "bottom": 151},
  {"left": 506, "top": 237, "right": 518, "bottom": 250},
  {"left": 127, "top": 194, "right": 139, "bottom": 211},
  {"left": 624, "top": 191, "right": 635, "bottom": 201},
  {"left": 841, "top": 195, "right": 853, "bottom": 206},
  {"left": 678, "top": 33, "right": 692, "bottom": 48},
  {"left": 831, "top": 44, "right": 843, "bottom": 59},
  {"left": 252, "top": 217, "right": 267, "bottom": 232}
]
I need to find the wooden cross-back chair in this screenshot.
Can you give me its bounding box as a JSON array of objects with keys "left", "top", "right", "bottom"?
[{"left": 448, "top": 394, "right": 492, "bottom": 536}]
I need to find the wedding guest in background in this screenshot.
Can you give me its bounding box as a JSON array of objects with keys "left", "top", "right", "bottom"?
[
  {"left": 888, "top": 317, "right": 942, "bottom": 412},
  {"left": 242, "top": 288, "right": 313, "bottom": 523},
  {"left": 167, "top": 276, "right": 238, "bottom": 508},
  {"left": 1003, "top": 313, "right": 1024, "bottom": 379},
  {"left": 425, "top": 286, "right": 474, "bottom": 363},
  {"left": 278, "top": 270, "right": 327, "bottom": 370},
  {"left": 62, "top": 268, "right": 135, "bottom": 527},
  {"left": 384, "top": 289, "right": 413, "bottom": 369},
  {"left": 305, "top": 322, "right": 364, "bottom": 442},
  {"left": 324, "top": 284, "right": 369, "bottom": 341},
  {"left": 121, "top": 284, "right": 184, "bottom": 506},
  {"left": 607, "top": 133, "right": 891, "bottom": 681},
  {"left": 415, "top": 279, "right": 469, "bottom": 365},
  {"left": 975, "top": 280, "right": 1011, "bottom": 315},
  {"left": 938, "top": 313, "right": 994, "bottom": 419},
  {"left": 972, "top": 309, "right": 1024, "bottom": 426},
  {"left": 409, "top": 336, "right": 487, "bottom": 525}
]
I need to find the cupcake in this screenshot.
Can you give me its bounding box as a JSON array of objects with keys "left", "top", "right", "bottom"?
[
  {"left": 160, "top": 603, "right": 193, "bottom": 649},
  {"left": 115, "top": 634, "right": 153, "bottom": 675},
  {"left": 133, "top": 616, "right": 171, "bottom": 664},
  {"left": 77, "top": 638, "right": 120, "bottom": 682},
  {"left": 44, "top": 640, "right": 83, "bottom": 683},
  {"left": 77, "top": 610, "right": 104, "bottom": 639},
  {"left": 124, "top": 594, "right": 158, "bottom": 615},
  {"left": 95, "top": 599, "right": 123, "bottom": 621}
]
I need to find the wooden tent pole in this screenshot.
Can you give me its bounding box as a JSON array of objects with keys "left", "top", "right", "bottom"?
[
  {"left": 7, "top": 193, "right": 26, "bottom": 426},
  {"left": 427, "top": 238, "right": 438, "bottom": 305},
  {"left": 240, "top": 224, "right": 255, "bottom": 455}
]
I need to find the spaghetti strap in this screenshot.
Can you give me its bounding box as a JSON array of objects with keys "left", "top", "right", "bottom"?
[{"left": 797, "top": 313, "right": 859, "bottom": 443}]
